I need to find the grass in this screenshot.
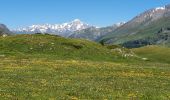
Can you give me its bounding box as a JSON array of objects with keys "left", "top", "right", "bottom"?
[
  {"left": 0, "top": 57, "right": 170, "bottom": 99},
  {"left": 133, "top": 45, "right": 170, "bottom": 64},
  {"left": 0, "top": 34, "right": 170, "bottom": 99}
]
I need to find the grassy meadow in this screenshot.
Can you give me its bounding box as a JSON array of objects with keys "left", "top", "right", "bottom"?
[{"left": 0, "top": 34, "right": 170, "bottom": 99}]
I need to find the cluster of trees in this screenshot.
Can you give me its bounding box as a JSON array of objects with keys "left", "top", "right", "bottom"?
[
  {"left": 158, "top": 27, "right": 170, "bottom": 33},
  {"left": 122, "top": 39, "right": 153, "bottom": 48},
  {"left": 122, "top": 28, "right": 170, "bottom": 48}
]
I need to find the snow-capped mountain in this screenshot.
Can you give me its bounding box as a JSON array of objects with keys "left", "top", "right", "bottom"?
[{"left": 13, "top": 19, "right": 91, "bottom": 37}]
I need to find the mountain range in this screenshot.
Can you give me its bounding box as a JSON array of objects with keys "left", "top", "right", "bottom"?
[
  {"left": 13, "top": 19, "right": 91, "bottom": 37},
  {"left": 13, "top": 19, "right": 125, "bottom": 40},
  {"left": 1, "top": 4, "right": 170, "bottom": 48}
]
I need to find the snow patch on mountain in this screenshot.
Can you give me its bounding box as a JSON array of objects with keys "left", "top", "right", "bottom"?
[
  {"left": 114, "top": 22, "right": 126, "bottom": 27},
  {"left": 155, "top": 6, "right": 165, "bottom": 11}
]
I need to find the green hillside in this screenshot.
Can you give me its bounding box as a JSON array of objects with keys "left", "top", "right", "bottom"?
[
  {"left": 0, "top": 34, "right": 170, "bottom": 99},
  {"left": 133, "top": 45, "right": 170, "bottom": 63},
  {"left": 0, "top": 34, "right": 122, "bottom": 61}
]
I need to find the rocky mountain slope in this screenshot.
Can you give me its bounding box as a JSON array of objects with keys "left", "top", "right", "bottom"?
[
  {"left": 99, "top": 4, "right": 170, "bottom": 47},
  {"left": 69, "top": 22, "right": 125, "bottom": 41},
  {"left": 0, "top": 24, "right": 12, "bottom": 36}
]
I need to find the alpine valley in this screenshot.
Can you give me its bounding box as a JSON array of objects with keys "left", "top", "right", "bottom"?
[{"left": 0, "top": 3, "right": 170, "bottom": 99}]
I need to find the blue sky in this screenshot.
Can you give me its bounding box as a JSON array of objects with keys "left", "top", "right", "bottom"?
[{"left": 0, "top": 0, "right": 170, "bottom": 29}]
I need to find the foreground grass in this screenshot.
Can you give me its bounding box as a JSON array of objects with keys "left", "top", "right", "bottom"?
[
  {"left": 0, "top": 34, "right": 170, "bottom": 99},
  {"left": 0, "top": 57, "right": 170, "bottom": 100}
]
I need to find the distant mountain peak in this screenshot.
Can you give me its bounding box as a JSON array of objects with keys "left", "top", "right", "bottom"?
[{"left": 72, "top": 19, "right": 81, "bottom": 22}]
